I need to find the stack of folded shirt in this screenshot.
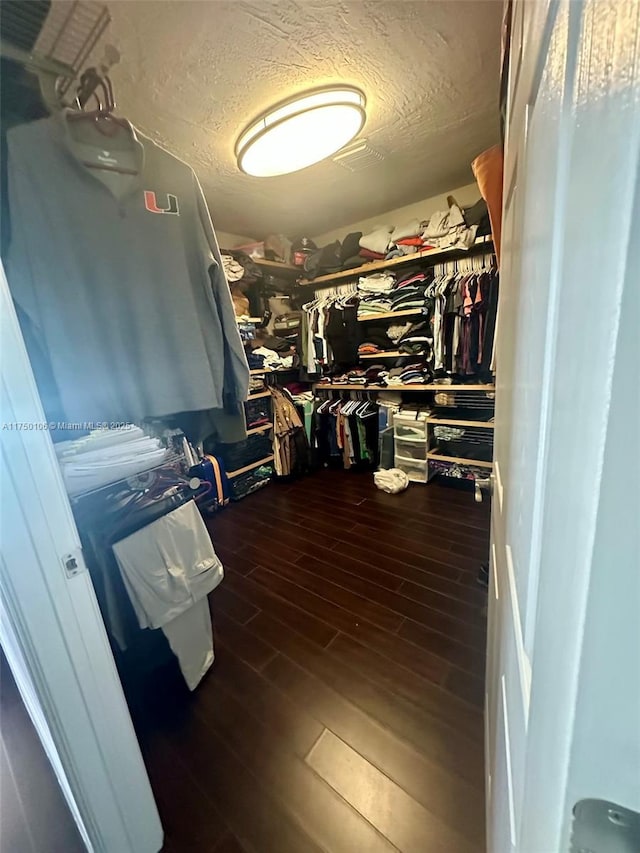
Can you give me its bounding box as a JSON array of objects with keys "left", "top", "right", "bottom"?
[
  {"left": 357, "top": 294, "right": 393, "bottom": 317},
  {"left": 386, "top": 363, "right": 433, "bottom": 385},
  {"left": 357, "top": 271, "right": 397, "bottom": 317},
  {"left": 396, "top": 321, "right": 433, "bottom": 357},
  {"left": 358, "top": 271, "right": 396, "bottom": 293},
  {"left": 56, "top": 426, "right": 169, "bottom": 497},
  {"left": 358, "top": 342, "right": 383, "bottom": 356}
]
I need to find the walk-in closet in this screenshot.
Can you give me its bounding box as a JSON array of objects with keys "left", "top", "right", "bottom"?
[{"left": 4, "top": 2, "right": 638, "bottom": 852}]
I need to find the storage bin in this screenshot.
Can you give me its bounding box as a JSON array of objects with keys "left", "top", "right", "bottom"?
[
  {"left": 394, "top": 454, "right": 428, "bottom": 483},
  {"left": 393, "top": 411, "right": 429, "bottom": 440},
  {"left": 378, "top": 427, "right": 395, "bottom": 470},
  {"left": 394, "top": 437, "right": 428, "bottom": 461}
]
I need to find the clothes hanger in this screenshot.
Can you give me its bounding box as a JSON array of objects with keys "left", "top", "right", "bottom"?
[{"left": 66, "top": 68, "right": 139, "bottom": 175}]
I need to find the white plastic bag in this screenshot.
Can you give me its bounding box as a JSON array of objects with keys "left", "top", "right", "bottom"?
[{"left": 374, "top": 468, "right": 409, "bottom": 494}]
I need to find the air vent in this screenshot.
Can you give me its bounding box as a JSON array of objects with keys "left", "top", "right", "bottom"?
[{"left": 333, "top": 139, "right": 385, "bottom": 172}]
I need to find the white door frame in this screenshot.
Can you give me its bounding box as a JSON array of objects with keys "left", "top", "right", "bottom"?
[
  {"left": 488, "top": 1, "right": 640, "bottom": 850},
  {"left": 0, "top": 260, "right": 163, "bottom": 853}
]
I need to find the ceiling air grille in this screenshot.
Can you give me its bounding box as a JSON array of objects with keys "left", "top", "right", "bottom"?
[{"left": 332, "top": 140, "right": 385, "bottom": 173}]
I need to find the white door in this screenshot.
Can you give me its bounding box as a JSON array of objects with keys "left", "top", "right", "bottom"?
[
  {"left": 0, "top": 260, "right": 164, "bottom": 853},
  {"left": 487, "top": 1, "right": 640, "bottom": 851}
]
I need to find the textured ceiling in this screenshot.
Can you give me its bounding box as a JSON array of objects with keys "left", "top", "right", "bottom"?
[{"left": 107, "top": 0, "right": 502, "bottom": 238}]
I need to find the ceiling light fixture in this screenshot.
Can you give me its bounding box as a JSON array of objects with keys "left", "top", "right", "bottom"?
[{"left": 236, "top": 86, "right": 366, "bottom": 178}]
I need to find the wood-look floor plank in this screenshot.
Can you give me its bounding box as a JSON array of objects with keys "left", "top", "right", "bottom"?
[
  {"left": 262, "top": 651, "right": 484, "bottom": 794},
  {"left": 223, "top": 570, "right": 339, "bottom": 649},
  {"left": 349, "top": 522, "right": 481, "bottom": 570},
  {"left": 139, "top": 729, "right": 230, "bottom": 852},
  {"left": 307, "top": 730, "right": 477, "bottom": 853},
  {"left": 250, "top": 556, "right": 405, "bottom": 633},
  {"left": 175, "top": 711, "right": 323, "bottom": 853},
  {"left": 214, "top": 645, "right": 325, "bottom": 756},
  {"left": 209, "top": 585, "right": 260, "bottom": 625},
  {"left": 140, "top": 470, "right": 489, "bottom": 853},
  {"left": 267, "top": 486, "right": 490, "bottom": 548},
  {"left": 246, "top": 564, "right": 455, "bottom": 678},
  {"left": 297, "top": 553, "right": 485, "bottom": 643},
  {"left": 195, "top": 667, "right": 397, "bottom": 853},
  {"left": 211, "top": 609, "right": 277, "bottom": 671},
  {"left": 397, "top": 616, "right": 486, "bottom": 674},
  {"left": 242, "top": 566, "right": 380, "bottom": 639},
  {"left": 327, "top": 631, "right": 449, "bottom": 703},
  {"left": 443, "top": 664, "right": 487, "bottom": 708},
  {"left": 245, "top": 609, "right": 482, "bottom": 740},
  {"left": 209, "top": 544, "right": 260, "bottom": 576}
]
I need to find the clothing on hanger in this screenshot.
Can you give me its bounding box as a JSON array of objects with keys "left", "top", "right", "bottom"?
[{"left": 6, "top": 114, "right": 249, "bottom": 438}]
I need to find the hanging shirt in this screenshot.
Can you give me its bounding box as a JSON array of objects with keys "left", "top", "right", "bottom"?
[{"left": 6, "top": 114, "right": 249, "bottom": 427}]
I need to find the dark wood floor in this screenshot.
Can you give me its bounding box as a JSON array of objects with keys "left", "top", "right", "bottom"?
[{"left": 135, "top": 469, "right": 490, "bottom": 853}]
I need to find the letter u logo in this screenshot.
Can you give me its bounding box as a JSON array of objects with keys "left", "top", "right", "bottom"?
[{"left": 144, "top": 191, "right": 179, "bottom": 215}]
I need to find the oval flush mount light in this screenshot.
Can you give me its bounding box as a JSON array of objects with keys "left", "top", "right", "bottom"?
[{"left": 236, "top": 86, "right": 366, "bottom": 177}]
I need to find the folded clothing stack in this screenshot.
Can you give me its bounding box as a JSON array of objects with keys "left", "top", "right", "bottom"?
[
  {"left": 357, "top": 202, "right": 480, "bottom": 260},
  {"left": 358, "top": 327, "right": 395, "bottom": 358},
  {"left": 247, "top": 351, "right": 265, "bottom": 370},
  {"left": 358, "top": 271, "right": 396, "bottom": 293},
  {"left": 251, "top": 346, "right": 294, "bottom": 371},
  {"left": 386, "top": 361, "right": 433, "bottom": 385},
  {"left": 56, "top": 426, "right": 169, "bottom": 497},
  {"left": 396, "top": 320, "right": 433, "bottom": 358},
  {"left": 357, "top": 271, "right": 396, "bottom": 318},
  {"left": 421, "top": 203, "right": 478, "bottom": 250}
]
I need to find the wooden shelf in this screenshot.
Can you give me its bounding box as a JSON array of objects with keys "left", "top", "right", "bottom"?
[
  {"left": 246, "top": 425, "right": 272, "bottom": 436},
  {"left": 227, "top": 455, "right": 274, "bottom": 479},
  {"left": 359, "top": 351, "right": 403, "bottom": 359},
  {"left": 254, "top": 259, "right": 300, "bottom": 275},
  {"left": 249, "top": 367, "right": 297, "bottom": 375},
  {"left": 298, "top": 235, "right": 493, "bottom": 287},
  {"left": 313, "top": 383, "right": 495, "bottom": 392},
  {"left": 237, "top": 317, "right": 263, "bottom": 324},
  {"left": 358, "top": 309, "right": 424, "bottom": 322},
  {"left": 246, "top": 390, "right": 271, "bottom": 400},
  {"left": 427, "top": 452, "right": 493, "bottom": 469},
  {"left": 426, "top": 418, "right": 495, "bottom": 429}
]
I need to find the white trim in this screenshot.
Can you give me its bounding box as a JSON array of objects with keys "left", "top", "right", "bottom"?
[
  {"left": 505, "top": 545, "right": 532, "bottom": 718},
  {"left": 501, "top": 675, "right": 517, "bottom": 849},
  {"left": 0, "top": 261, "right": 163, "bottom": 853}
]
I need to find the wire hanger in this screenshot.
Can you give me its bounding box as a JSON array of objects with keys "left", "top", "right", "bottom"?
[{"left": 66, "top": 47, "right": 139, "bottom": 176}]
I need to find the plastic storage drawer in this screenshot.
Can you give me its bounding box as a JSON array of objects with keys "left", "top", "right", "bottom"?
[
  {"left": 394, "top": 437, "right": 428, "bottom": 461},
  {"left": 394, "top": 454, "right": 428, "bottom": 483},
  {"left": 393, "top": 413, "right": 428, "bottom": 440}
]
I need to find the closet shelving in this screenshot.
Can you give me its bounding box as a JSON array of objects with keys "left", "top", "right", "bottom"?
[
  {"left": 358, "top": 308, "right": 424, "bottom": 322},
  {"left": 246, "top": 424, "right": 273, "bottom": 436},
  {"left": 226, "top": 455, "right": 275, "bottom": 479},
  {"left": 360, "top": 351, "right": 404, "bottom": 359},
  {"left": 426, "top": 451, "right": 493, "bottom": 469},
  {"left": 426, "top": 417, "right": 494, "bottom": 429},
  {"left": 298, "top": 235, "right": 493, "bottom": 288},
  {"left": 247, "top": 389, "right": 271, "bottom": 400},
  {"left": 253, "top": 259, "right": 300, "bottom": 276},
  {"left": 314, "top": 383, "right": 495, "bottom": 392}
]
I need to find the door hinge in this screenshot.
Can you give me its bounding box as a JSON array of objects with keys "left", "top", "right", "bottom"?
[{"left": 61, "top": 550, "right": 86, "bottom": 579}]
